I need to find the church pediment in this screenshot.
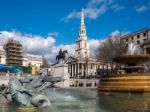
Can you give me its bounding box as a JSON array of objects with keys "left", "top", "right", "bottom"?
[{"left": 65, "top": 56, "right": 77, "bottom": 63}]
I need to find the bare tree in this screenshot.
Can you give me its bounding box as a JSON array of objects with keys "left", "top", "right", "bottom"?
[
  {"left": 41, "top": 56, "right": 49, "bottom": 68},
  {"left": 97, "top": 34, "right": 126, "bottom": 64}
]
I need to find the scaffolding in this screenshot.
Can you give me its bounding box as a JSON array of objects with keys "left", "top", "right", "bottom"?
[{"left": 4, "top": 39, "right": 23, "bottom": 66}]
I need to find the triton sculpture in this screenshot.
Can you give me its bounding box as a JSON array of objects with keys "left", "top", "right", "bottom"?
[{"left": 2, "top": 69, "right": 64, "bottom": 108}]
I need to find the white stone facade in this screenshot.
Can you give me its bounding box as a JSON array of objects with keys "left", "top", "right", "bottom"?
[
  {"left": 50, "top": 63, "right": 70, "bottom": 87},
  {"left": 0, "top": 46, "right": 6, "bottom": 64},
  {"left": 23, "top": 54, "right": 42, "bottom": 68}
]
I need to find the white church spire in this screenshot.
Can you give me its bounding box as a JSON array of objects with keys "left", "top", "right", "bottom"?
[
  {"left": 79, "top": 8, "right": 87, "bottom": 38},
  {"left": 81, "top": 8, "right": 85, "bottom": 25},
  {"left": 75, "top": 8, "right": 90, "bottom": 58}
]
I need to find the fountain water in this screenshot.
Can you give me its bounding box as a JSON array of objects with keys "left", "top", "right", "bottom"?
[{"left": 127, "top": 42, "right": 143, "bottom": 55}]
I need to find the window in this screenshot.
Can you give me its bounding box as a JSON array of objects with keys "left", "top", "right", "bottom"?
[
  {"left": 78, "top": 52, "right": 80, "bottom": 54},
  {"left": 79, "top": 43, "right": 80, "bottom": 48},
  {"left": 143, "top": 32, "right": 146, "bottom": 37},
  {"left": 137, "top": 35, "right": 140, "bottom": 39},
  {"left": 85, "top": 51, "right": 87, "bottom": 54},
  {"left": 146, "top": 48, "right": 150, "bottom": 54},
  {"left": 143, "top": 39, "right": 147, "bottom": 42},
  {"left": 82, "top": 30, "right": 84, "bottom": 34},
  {"left": 126, "top": 38, "right": 128, "bottom": 42},
  {"left": 131, "top": 37, "right": 133, "bottom": 40},
  {"left": 137, "top": 40, "right": 140, "bottom": 44}
]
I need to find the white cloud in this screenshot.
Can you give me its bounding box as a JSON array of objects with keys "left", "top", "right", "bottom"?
[
  {"left": 47, "top": 44, "right": 76, "bottom": 63},
  {"left": 0, "top": 30, "right": 101, "bottom": 63},
  {"left": 48, "top": 32, "right": 58, "bottom": 37},
  {"left": 110, "top": 30, "right": 120, "bottom": 37},
  {"left": 111, "top": 4, "right": 125, "bottom": 11},
  {"left": 0, "top": 31, "right": 56, "bottom": 55},
  {"left": 89, "top": 39, "right": 100, "bottom": 58},
  {"left": 1, "top": 30, "right": 127, "bottom": 63},
  {"left": 0, "top": 31, "right": 96, "bottom": 63},
  {"left": 135, "top": 5, "right": 150, "bottom": 12},
  {"left": 0, "top": 30, "right": 56, "bottom": 60},
  {"left": 63, "top": 0, "right": 113, "bottom": 21},
  {"left": 63, "top": 0, "right": 125, "bottom": 21}
]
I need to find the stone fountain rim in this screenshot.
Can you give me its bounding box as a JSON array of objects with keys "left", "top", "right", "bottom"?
[{"left": 113, "top": 54, "right": 150, "bottom": 64}]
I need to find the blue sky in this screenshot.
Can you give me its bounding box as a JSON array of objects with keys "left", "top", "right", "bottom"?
[{"left": 0, "top": 0, "right": 150, "bottom": 62}]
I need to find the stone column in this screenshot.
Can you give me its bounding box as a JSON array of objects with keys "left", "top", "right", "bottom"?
[
  {"left": 76, "top": 63, "right": 78, "bottom": 78},
  {"left": 72, "top": 64, "right": 74, "bottom": 77},
  {"left": 75, "top": 63, "right": 76, "bottom": 77},
  {"left": 82, "top": 63, "right": 84, "bottom": 76},
  {"left": 78, "top": 63, "right": 79, "bottom": 77},
  {"left": 73, "top": 64, "right": 75, "bottom": 76},
  {"left": 70, "top": 64, "right": 72, "bottom": 77}
]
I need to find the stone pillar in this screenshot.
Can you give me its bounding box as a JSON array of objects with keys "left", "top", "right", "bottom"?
[
  {"left": 81, "top": 63, "right": 83, "bottom": 76},
  {"left": 72, "top": 64, "right": 74, "bottom": 77},
  {"left": 75, "top": 63, "right": 76, "bottom": 77},
  {"left": 70, "top": 65, "right": 72, "bottom": 77},
  {"left": 73, "top": 64, "right": 75, "bottom": 76},
  {"left": 82, "top": 63, "right": 84, "bottom": 77},
  {"left": 76, "top": 63, "right": 78, "bottom": 77},
  {"left": 78, "top": 63, "right": 79, "bottom": 77},
  {"left": 68, "top": 65, "right": 70, "bottom": 76},
  {"left": 52, "top": 63, "right": 70, "bottom": 87}
]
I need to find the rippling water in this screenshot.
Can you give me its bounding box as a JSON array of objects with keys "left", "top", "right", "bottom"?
[{"left": 1, "top": 88, "right": 150, "bottom": 112}]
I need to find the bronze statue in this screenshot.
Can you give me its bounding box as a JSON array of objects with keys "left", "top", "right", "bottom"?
[{"left": 56, "top": 49, "right": 68, "bottom": 63}]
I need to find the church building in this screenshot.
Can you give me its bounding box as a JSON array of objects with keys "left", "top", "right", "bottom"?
[{"left": 66, "top": 9, "right": 103, "bottom": 79}]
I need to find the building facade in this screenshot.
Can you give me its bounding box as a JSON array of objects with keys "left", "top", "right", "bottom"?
[
  {"left": 23, "top": 54, "right": 42, "bottom": 68},
  {"left": 66, "top": 9, "right": 102, "bottom": 79},
  {"left": 0, "top": 45, "right": 42, "bottom": 68},
  {"left": 4, "top": 39, "right": 23, "bottom": 66},
  {"left": 0, "top": 46, "right": 6, "bottom": 64},
  {"left": 121, "top": 27, "right": 150, "bottom": 54}
]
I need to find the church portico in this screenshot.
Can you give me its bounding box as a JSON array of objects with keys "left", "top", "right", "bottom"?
[{"left": 67, "top": 57, "right": 101, "bottom": 79}]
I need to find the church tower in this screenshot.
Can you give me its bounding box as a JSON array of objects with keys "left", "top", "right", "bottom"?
[{"left": 75, "top": 9, "right": 90, "bottom": 58}]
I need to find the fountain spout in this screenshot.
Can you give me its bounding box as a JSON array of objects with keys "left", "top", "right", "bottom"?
[{"left": 127, "top": 42, "right": 143, "bottom": 55}]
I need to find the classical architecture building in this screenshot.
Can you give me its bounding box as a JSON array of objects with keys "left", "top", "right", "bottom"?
[
  {"left": 66, "top": 9, "right": 103, "bottom": 79},
  {"left": 23, "top": 54, "right": 42, "bottom": 68},
  {"left": 121, "top": 27, "right": 150, "bottom": 54}
]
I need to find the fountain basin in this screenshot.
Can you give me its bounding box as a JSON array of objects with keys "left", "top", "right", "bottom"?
[
  {"left": 98, "top": 74, "right": 150, "bottom": 92},
  {"left": 113, "top": 54, "right": 150, "bottom": 65},
  {"left": 18, "top": 107, "right": 38, "bottom": 112}
]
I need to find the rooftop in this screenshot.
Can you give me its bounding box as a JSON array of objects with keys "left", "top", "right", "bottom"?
[{"left": 121, "top": 27, "right": 150, "bottom": 39}]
